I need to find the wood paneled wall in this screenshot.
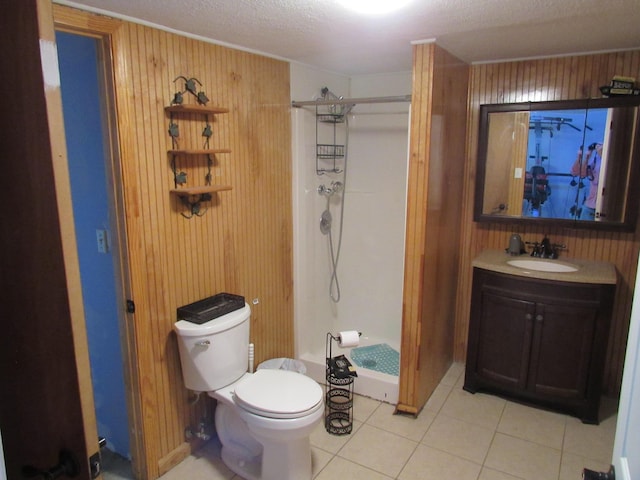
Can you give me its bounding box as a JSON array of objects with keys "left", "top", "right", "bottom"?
[
  {"left": 52, "top": 6, "right": 640, "bottom": 476},
  {"left": 55, "top": 6, "right": 293, "bottom": 479},
  {"left": 455, "top": 51, "right": 640, "bottom": 397},
  {"left": 399, "top": 43, "right": 469, "bottom": 413}
]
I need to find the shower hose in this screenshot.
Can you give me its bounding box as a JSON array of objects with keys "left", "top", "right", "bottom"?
[{"left": 326, "top": 115, "right": 349, "bottom": 303}]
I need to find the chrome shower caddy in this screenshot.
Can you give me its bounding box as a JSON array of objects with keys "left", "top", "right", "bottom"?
[
  {"left": 315, "top": 107, "right": 346, "bottom": 175},
  {"left": 325, "top": 333, "right": 355, "bottom": 435}
]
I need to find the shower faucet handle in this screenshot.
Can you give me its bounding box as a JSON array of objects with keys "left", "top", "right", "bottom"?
[{"left": 318, "top": 181, "right": 344, "bottom": 197}]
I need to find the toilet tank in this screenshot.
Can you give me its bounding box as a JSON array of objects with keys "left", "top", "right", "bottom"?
[{"left": 174, "top": 303, "right": 251, "bottom": 392}]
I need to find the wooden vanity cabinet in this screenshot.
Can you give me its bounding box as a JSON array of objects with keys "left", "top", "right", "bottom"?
[{"left": 464, "top": 267, "right": 615, "bottom": 424}]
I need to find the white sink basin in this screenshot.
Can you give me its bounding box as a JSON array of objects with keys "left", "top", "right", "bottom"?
[{"left": 507, "top": 258, "right": 579, "bottom": 273}]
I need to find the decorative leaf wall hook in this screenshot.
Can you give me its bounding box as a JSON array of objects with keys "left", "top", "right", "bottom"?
[
  {"left": 185, "top": 77, "right": 202, "bottom": 96},
  {"left": 171, "top": 76, "right": 209, "bottom": 104},
  {"left": 175, "top": 171, "right": 187, "bottom": 185},
  {"left": 168, "top": 122, "right": 179, "bottom": 138},
  {"left": 172, "top": 91, "right": 183, "bottom": 105},
  {"left": 197, "top": 91, "right": 209, "bottom": 105},
  {"left": 178, "top": 193, "right": 210, "bottom": 219}
]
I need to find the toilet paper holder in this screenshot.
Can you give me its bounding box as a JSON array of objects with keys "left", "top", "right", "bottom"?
[
  {"left": 325, "top": 331, "right": 360, "bottom": 435},
  {"left": 332, "top": 330, "right": 361, "bottom": 348},
  {"left": 325, "top": 331, "right": 361, "bottom": 377}
]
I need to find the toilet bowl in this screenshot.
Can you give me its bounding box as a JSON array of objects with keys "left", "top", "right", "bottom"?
[
  {"left": 173, "top": 303, "right": 324, "bottom": 480},
  {"left": 212, "top": 370, "right": 323, "bottom": 480}
]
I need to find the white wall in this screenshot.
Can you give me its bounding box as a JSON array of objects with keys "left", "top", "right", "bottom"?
[{"left": 291, "top": 64, "right": 411, "bottom": 358}]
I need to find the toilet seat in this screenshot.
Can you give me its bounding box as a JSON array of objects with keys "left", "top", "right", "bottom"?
[{"left": 233, "top": 369, "right": 323, "bottom": 419}]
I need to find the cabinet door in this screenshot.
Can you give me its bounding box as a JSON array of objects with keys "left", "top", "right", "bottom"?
[
  {"left": 527, "top": 302, "right": 597, "bottom": 399},
  {"left": 475, "top": 290, "right": 536, "bottom": 390}
]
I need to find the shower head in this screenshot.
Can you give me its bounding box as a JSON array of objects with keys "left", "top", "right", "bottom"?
[{"left": 321, "top": 87, "right": 355, "bottom": 116}]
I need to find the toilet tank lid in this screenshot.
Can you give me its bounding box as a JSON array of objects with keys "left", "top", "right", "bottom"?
[{"left": 174, "top": 304, "right": 250, "bottom": 336}]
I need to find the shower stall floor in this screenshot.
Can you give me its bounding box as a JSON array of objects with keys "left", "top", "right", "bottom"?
[
  {"left": 299, "top": 338, "right": 400, "bottom": 404},
  {"left": 351, "top": 343, "right": 399, "bottom": 376}
]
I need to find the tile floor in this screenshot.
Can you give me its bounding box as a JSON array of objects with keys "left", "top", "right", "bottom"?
[{"left": 112, "top": 363, "right": 618, "bottom": 480}]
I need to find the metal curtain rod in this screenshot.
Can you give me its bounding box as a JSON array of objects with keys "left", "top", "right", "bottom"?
[{"left": 291, "top": 94, "right": 411, "bottom": 108}]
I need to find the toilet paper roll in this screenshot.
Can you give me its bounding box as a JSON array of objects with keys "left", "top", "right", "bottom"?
[{"left": 337, "top": 330, "right": 360, "bottom": 348}]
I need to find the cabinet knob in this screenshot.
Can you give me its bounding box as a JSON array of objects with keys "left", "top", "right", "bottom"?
[
  {"left": 525, "top": 313, "right": 533, "bottom": 320},
  {"left": 536, "top": 314, "right": 544, "bottom": 322}
]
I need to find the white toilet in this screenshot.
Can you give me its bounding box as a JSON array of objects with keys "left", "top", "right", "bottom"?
[{"left": 173, "top": 304, "right": 323, "bottom": 480}]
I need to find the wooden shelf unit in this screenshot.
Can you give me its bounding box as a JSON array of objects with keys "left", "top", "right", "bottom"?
[
  {"left": 165, "top": 102, "right": 231, "bottom": 217},
  {"left": 169, "top": 185, "right": 232, "bottom": 196},
  {"left": 165, "top": 104, "right": 229, "bottom": 115},
  {"left": 167, "top": 148, "right": 232, "bottom": 155}
]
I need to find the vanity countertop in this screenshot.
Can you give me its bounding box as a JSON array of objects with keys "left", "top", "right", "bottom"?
[{"left": 473, "top": 249, "right": 617, "bottom": 285}]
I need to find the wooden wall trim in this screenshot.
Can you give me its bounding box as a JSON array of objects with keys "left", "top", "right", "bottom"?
[
  {"left": 455, "top": 51, "right": 640, "bottom": 396},
  {"left": 398, "top": 43, "right": 434, "bottom": 413},
  {"left": 53, "top": 3, "right": 122, "bottom": 35},
  {"left": 399, "top": 43, "right": 469, "bottom": 413},
  {"left": 52, "top": 5, "right": 151, "bottom": 477}
]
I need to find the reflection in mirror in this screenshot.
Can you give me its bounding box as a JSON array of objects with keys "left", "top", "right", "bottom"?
[
  {"left": 475, "top": 98, "right": 640, "bottom": 231},
  {"left": 523, "top": 107, "right": 607, "bottom": 220}
]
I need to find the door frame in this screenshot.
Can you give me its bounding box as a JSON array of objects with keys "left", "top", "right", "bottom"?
[
  {"left": 613, "top": 260, "right": 640, "bottom": 480},
  {"left": 53, "top": 5, "right": 146, "bottom": 478}
]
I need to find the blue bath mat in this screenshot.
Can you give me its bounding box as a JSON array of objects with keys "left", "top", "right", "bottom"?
[{"left": 351, "top": 343, "right": 399, "bottom": 376}]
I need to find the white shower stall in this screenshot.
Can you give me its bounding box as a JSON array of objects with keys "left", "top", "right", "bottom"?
[{"left": 291, "top": 65, "right": 411, "bottom": 403}]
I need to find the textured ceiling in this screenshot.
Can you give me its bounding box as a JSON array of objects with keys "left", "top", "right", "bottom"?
[{"left": 57, "top": 0, "right": 640, "bottom": 75}]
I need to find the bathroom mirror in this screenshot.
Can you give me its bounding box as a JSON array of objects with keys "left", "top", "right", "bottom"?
[{"left": 474, "top": 97, "right": 640, "bottom": 231}]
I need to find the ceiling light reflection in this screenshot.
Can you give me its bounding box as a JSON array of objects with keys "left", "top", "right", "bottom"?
[{"left": 337, "top": 0, "right": 413, "bottom": 15}]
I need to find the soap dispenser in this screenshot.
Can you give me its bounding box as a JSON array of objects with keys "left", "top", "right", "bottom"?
[{"left": 507, "top": 234, "right": 523, "bottom": 255}]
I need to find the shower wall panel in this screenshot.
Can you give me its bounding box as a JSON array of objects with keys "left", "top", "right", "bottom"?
[{"left": 291, "top": 67, "right": 410, "bottom": 363}]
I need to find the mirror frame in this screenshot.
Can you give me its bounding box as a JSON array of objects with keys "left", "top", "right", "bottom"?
[{"left": 474, "top": 96, "right": 640, "bottom": 231}]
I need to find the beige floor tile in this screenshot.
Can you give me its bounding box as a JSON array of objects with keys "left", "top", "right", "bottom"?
[
  {"left": 478, "top": 467, "right": 524, "bottom": 480},
  {"left": 367, "top": 402, "right": 436, "bottom": 441},
  {"left": 352, "top": 394, "right": 382, "bottom": 422},
  {"left": 422, "top": 414, "right": 495, "bottom": 464},
  {"left": 440, "top": 362, "right": 465, "bottom": 386},
  {"left": 154, "top": 365, "right": 619, "bottom": 480},
  {"left": 423, "top": 382, "right": 453, "bottom": 414},
  {"left": 440, "top": 388, "right": 506, "bottom": 429},
  {"left": 563, "top": 414, "right": 617, "bottom": 464},
  {"left": 310, "top": 418, "right": 362, "bottom": 454},
  {"left": 485, "top": 433, "right": 561, "bottom": 480},
  {"left": 497, "top": 402, "right": 567, "bottom": 449},
  {"left": 314, "top": 456, "right": 394, "bottom": 479},
  {"left": 338, "top": 424, "right": 418, "bottom": 478},
  {"left": 311, "top": 446, "right": 333, "bottom": 478},
  {"left": 398, "top": 444, "right": 481, "bottom": 480},
  {"left": 559, "top": 452, "right": 612, "bottom": 480},
  {"left": 158, "top": 437, "right": 236, "bottom": 480}
]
